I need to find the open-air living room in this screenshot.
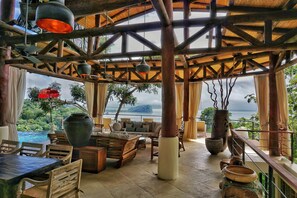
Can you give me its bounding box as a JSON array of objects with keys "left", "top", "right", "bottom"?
[{"left": 1, "top": 0, "right": 297, "bottom": 197}]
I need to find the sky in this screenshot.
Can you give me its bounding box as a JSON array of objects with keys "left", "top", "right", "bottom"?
[
  {"left": 25, "top": 73, "right": 257, "bottom": 111},
  {"left": 16, "top": 2, "right": 257, "bottom": 112}
]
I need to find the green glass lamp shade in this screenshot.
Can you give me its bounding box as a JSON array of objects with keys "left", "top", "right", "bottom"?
[
  {"left": 36, "top": 0, "right": 74, "bottom": 33},
  {"left": 136, "top": 57, "right": 150, "bottom": 76},
  {"left": 77, "top": 61, "right": 91, "bottom": 77}
]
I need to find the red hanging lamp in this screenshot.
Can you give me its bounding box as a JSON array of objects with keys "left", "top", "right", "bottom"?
[{"left": 36, "top": 0, "right": 74, "bottom": 33}]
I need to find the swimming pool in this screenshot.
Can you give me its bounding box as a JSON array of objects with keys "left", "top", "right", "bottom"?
[{"left": 17, "top": 131, "right": 50, "bottom": 143}]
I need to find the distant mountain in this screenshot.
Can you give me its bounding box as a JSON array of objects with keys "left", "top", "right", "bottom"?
[{"left": 128, "top": 105, "right": 153, "bottom": 113}]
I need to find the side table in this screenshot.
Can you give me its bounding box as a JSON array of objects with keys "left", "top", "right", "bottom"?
[{"left": 73, "top": 146, "right": 106, "bottom": 173}]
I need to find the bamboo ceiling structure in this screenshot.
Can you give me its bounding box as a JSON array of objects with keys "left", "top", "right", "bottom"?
[{"left": 2, "top": 0, "right": 297, "bottom": 83}]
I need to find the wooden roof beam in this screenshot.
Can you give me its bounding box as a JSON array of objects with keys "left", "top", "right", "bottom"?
[
  {"left": 223, "top": 23, "right": 263, "bottom": 46},
  {"left": 150, "top": 0, "right": 171, "bottom": 26},
  {"left": 92, "top": 33, "right": 121, "bottom": 56},
  {"left": 246, "top": 59, "right": 269, "bottom": 71},
  {"left": 5, "top": 9, "right": 297, "bottom": 45}
]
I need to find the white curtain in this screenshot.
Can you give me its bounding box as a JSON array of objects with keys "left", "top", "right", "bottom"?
[
  {"left": 184, "top": 82, "right": 202, "bottom": 139},
  {"left": 6, "top": 67, "right": 26, "bottom": 140},
  {"left": 175, "top": 83, "right": 183, "bottom": 129},
  {"left": 84, "top": 82, "right": 94, "bottom": 116},
  {"left": 276, "top": 70, "right": 290, "bottom": 156},
  {"left": 97, "top": 83, "right": 108, "bottom": 124},
  {"left": 254, "top": 74, "right": 269, "bottom": 150},
  {"left": 84, "top": 82, "right": 108, "bottom": 124}
]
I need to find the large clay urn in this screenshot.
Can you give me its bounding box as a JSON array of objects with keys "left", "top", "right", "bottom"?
[
  {"left": 63, "top": 113, "right": 93, "bottom": 147},
  {"left": 211, "top": 109, "right": 229, "bottom": 151}
]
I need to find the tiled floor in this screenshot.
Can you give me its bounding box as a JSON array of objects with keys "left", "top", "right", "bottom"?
[{"left": 80, "top": 138, "right": 230, "bottom": 198}]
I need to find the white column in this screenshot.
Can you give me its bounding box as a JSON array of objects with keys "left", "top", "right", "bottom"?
[{"left": 158, "top": 137, "right": 179, "bottom": 180}]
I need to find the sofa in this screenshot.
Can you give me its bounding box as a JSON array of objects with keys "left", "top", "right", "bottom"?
[
  {"left": 111, "top": 121, "right": 162, "bottom": 137},
  {"left": 48, "top": 133, "right": 140, "bottom": 168}
]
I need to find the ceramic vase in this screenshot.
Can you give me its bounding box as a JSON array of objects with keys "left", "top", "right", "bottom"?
[{"left": 63, "top": 113, "right": 93, "bottom": 147}]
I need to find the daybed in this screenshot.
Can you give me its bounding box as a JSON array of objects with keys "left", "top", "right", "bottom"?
[
  {"left": 48, "top": 133, "right": 140, "bottom": 168},
  {"left": 111, "top": 121, "right": 162, "bottom": 137}
]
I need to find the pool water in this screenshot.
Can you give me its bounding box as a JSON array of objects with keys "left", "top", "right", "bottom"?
[{"left": 18, "top": 131, "right": 50, "bottom": 143}]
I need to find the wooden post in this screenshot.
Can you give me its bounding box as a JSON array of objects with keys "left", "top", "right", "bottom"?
[
  {"left": 0, "top": 0, "right": 15, "bottom": 126},
  {"left": 183, "top": 0, "right": 190, "bottom": 122},
  {"left": 161, "top": 0, "right": 176, "bottom": 137},
  {"left": 269, "top": 53, "right": 280, "bottom": 156}
]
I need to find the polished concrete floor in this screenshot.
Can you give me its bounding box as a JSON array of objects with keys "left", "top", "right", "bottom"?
[{"left": 80, "top": 138, "right": 230, "bottom": 198}]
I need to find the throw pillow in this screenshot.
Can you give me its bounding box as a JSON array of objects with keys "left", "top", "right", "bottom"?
[
  {"left": 126, "top": 123, "right": 133, "bottom": 128},
  {"left": 113, "top": 122, "right": 122, "bottom": 131},
  {"left": 126, "top": 127, "right": 135, "bottom": 132},
  {"left": 136, "top": 127, "right": 147, "bottom": 132},
  {"left": 142, "top": 124, "right": 150, "bottom": 132},
  {"left": 133, "top": 121, "right": 142, "bottom": 128}
]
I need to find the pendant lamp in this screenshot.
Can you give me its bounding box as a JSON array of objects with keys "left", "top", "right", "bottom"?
[
  {"left": 77, "top": 61, "right": 91, "bottom": 77},
  {"left": 136, "top": 57, "right": 150, "bottom": 76},
  {"left": 36, "top": 0, "right": 74, "bottom": 33}
]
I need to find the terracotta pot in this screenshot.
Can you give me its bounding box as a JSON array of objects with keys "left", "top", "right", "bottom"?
[
  {"left": 222, "top": 165, "right": 257, "bottom": 183},
  {"left": 63, "top": 113, "right": 93, "bottom": 147},
  {"left": 205, "top": 138, "right": 223, "bottom": 155},
  {"left": 211, "top": 110, "right": 229, "bottom": 151}
]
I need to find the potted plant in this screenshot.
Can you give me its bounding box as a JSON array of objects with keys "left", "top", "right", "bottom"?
[{"left": 204, "top": 75, "right": 238, "bottom": 154}]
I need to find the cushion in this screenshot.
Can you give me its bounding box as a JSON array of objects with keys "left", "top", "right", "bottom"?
[
  {"left": 133, "top": 121, "right": 142, "bottom": 129},
  {"left": 142, "top": 124, "right": 150, "bottom": 132},
  {"left": 109, "top": 132, "right": 129, "bottom": 139},
  {"left": 126, "top": 123, "right": 133, "bottom": 128},
  {"left": 136, "top": 127, "right": 147, "bottom": 132},
  {"left": 113, "top": 122, "right": 122, "bottom": 131},
  {"left": 126, "top": 127, "right": 135, "bottom": 132}
]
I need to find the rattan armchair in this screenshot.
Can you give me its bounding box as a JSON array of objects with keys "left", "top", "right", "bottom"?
[{"left": 18, "top": 159, "right": 82, "bottom": 198}]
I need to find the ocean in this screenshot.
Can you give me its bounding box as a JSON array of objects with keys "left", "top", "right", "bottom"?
[{"left": 104, "top": 107, "right": 256, "bottom": 122}]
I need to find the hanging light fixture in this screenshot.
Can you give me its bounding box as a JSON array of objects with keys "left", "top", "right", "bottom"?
[
  {"left": 77, "top": 61, "right": 91, "bottom": 77},
  {"left": 136, "top": 4, "right": 150, "bottom": 76},
  {"left": 136, "top": 57, "right": 150, "bottom": 76},
  {"left": 36, "top": 0, "right": 74, "bottom": 33}
]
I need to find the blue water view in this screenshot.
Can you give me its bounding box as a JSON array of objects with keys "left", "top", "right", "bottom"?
[
  {"left": 18, "top": 131, "right": 49, "bottom": 143},
  {"left": 17, "top": 110, "right": 256, "bottom": 143}
]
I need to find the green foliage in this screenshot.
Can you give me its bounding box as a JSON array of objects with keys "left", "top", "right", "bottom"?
[
  {"left": 17, "top": 99, "right": 83, "bottom": 132},
  {"left": 244, "top": 93, "right": 257, "bottom": 104},
  {"left": 70, "top": 84, "right": 86, "bottom": 104},
  {"left": 200, "top": 107, "right": 215, "bottom": 132}
]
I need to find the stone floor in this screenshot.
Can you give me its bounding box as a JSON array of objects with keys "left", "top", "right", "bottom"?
[{"left": 80, "top": 138, "right": 230, "bottom": 198}]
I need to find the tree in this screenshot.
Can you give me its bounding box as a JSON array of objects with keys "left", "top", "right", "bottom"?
[
  {"left": 200, "top": 107, "right": 215, "bottom": 132},
  {"left": 112, "top": 83, "right": 160, "bottom": 121}
]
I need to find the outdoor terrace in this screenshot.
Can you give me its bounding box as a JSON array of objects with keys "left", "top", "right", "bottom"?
[{"left": 80, "top": 139, "right": 228, "bottom": 198}]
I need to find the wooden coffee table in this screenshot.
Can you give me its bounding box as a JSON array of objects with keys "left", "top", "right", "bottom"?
[{"left": 73, "top": 146, "right": 106, "bottom": 173}]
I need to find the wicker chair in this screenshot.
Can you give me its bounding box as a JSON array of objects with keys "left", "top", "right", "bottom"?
[
  {"left": 18, "top": 159, "right": 82, "bottom": 198},
  {"left": 0, "top": 139, "right": 20, "bottom": 154},
  {"left": 150, "top": 127, "right": 185, "bottom": 160}
]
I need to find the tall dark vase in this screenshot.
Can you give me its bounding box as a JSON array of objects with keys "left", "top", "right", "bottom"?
[
  {"left": 211, "top": 109, "right": 229, "bottom": 151},
  {"left": 63, "top": 113, "right": 93, "bottom": 147}
]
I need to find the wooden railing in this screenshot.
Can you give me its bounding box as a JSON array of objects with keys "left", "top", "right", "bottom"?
[{"left": 231, "top": 129, "right": 297, "bottom": 197}]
